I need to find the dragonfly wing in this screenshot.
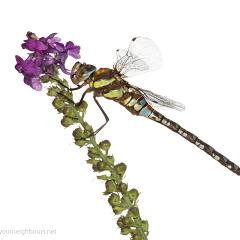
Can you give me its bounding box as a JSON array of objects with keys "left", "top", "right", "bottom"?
[
  {"left": 115, "top": 37, "right": 162, "bottom": 77},
  {"left": 134, "top": 86, "right": 185, "bottom": 111}
]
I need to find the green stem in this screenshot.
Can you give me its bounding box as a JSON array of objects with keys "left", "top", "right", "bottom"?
[
  {"left": 48, "top": 77, "right": 148, "bottom": 240},
  {"left": 90, "top": 136, "right": 148, "bottom": 240}
]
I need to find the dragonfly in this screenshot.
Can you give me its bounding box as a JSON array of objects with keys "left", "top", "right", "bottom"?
[{"left": 65, "top": 37, "right": 240, "bottom": 176}]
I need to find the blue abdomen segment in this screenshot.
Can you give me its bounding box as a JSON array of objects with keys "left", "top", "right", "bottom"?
[{"left": 139, "top": 98, "right": 152, "bottom": 117}]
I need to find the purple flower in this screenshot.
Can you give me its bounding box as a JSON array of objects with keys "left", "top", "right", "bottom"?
[
  {"left": 46, "top": 33, "right": 61, "bottom": 46},
  {"left": 57, "top": 41, "right": 81, "bottom": 74},
  {"left": 46, "top": 33, "right": 64, "bottom": 52},
  {"left": 22, "top": 39, "right": 48, "bottom": 52},
  {"left": 24, "top": 76, "right": 42, "bottom": 91},
  {"left": 15, "top": 55, "right": 41, "bottom": 76},
  {"left": 15, "top": 55, "right": 42, "bottom": 91},
  {"left": 15, "top": 31, "right": 81, "bottom": 91},
  {"left": 66, "top": 41, "right": 80, "bottom": 58}
]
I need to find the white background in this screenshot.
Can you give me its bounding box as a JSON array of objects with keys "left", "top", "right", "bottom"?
[{"left": 0, "top": 0, "right": 240, "bottom": 239}]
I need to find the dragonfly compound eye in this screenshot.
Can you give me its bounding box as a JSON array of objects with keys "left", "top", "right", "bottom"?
[
  {"left": 71, "top": 62, "right": 96, "bottom": 85},
  {"left": 71, "top": 62, "right": 84, "bottom": 85},
  {"left": 85, "top": 64, "right": 96, "bottom": 74}
]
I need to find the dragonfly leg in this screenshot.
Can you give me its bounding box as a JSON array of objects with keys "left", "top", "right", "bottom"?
[
  {"left": 49, "top": 76, "right": 84, "bottom": 91},
  {"left": 70, "top": 84, "right": 85, "bottom": 91},
  {"left": 80, "top": 96, "right": 109, "bottom": 139},
  {"left": 92, "top": 96, "right": 109, "bottom": 135},
  {"left": 75, "top": 88, "right": 93, "bottom": 108}
]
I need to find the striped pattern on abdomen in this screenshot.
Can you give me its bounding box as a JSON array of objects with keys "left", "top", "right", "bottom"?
[
  {"left": 120, "top": 94, "right": 240, "bottom": 175},
  {"left": 150, "top": 111, "right": 240, "bottom": 175}
]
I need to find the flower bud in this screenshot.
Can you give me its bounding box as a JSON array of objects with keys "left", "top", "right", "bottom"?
[
  {"left": 83, "top": 130, "right": 91, "bottom": 139},
  {"left": 95, "top": 161, "right": 108, "bottom": 172},
  {"left": 122, "top": 216, "right": 133, "bottom": 226},
  {"left": 92, "top": 164, "right": 99, "bottom": 172},
  {"left": 118, "top": 183, "right": 128, "bottom": 194},
  {"left": 88, "top": 147, "right": 100, "bottom": 158},
  {"left": 99, "top": 140, "right": 111, "bottom": 151},
  {"left": 128, "top": 189, "right": 139, "bottom": 202},
  {"left": 106, "top": 155, "right": 115, "bottom": 165},
  {"left": 86, "top": 158, "right": 99, "bottom": 165},
  {"left": 112, "top": 206, "right": 125, "bottom": 215},
  {"left": 61, "top": 90, "right": 72, "bottom": 100},
  {"left": 61, "top": 116, "right": 74, "bottom": 127},
  {"left": 87, "top": 151, "right": 98, "bottom": 159},
  {"left": 88, "top": 147, "right": 98, "bottom": 154},
  {"left": 63, "top": 105, "right": 77, "bottom": 118},
  {"left": 72, "top": 128, "right": 84, "bottom": 139},
  {"left": 75, "top": 139, "right": 87, "bottom": 147},
  {"left": 105, "top": 180, "right": 117, "bottom": 193},
  {"left": 82, "top": 122, "right": 93, "bottom": 132},
  {"left": 77, "top": 100, "right": 88, "bottom": 112},
  {"left": 40, "top": 75, "right": 50, "bottom": 83},
  {"left": 52, "top": 97, "right": 65, "bottom": 110},
  {"left": 114, "top": 163, "right": 127, "bottom": 177},
  {"left": 120, "top": 196, "right": 128, "bottom": 209},
  {"left": 131, "top": 233, "right": 141, "bottom": 240},
  {"left": 27, "top": 31, "right": 38, "bottom": 39},
  {"left": 121, "top": 227, "right": 131, "bottom": 235},
  {"left": 117, "top": 216, "right": 124, "bottom": 228},
  {"left": 128, "top": 207, "right": 140, "bottom": 219},
  {"left": 141, "top": 220, "right": 149, "bottom": 233},
  {"left": 47, "top": 87, "right": 59, "bottom": 96},
  {"left": 88, "top": 160, "right": 101, "bottom": 171},
  {"left": 108, "top": 193, "right": 121, "bottom": 206}
]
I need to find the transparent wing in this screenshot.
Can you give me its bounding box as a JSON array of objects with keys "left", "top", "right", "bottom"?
[
  {"left": 134, "top": 86, "right": 185, "bottom": 111},
  {"left": 114, "top": 37, "right": 162, "bottom": 77}
]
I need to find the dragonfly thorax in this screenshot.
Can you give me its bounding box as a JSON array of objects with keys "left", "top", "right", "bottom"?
[{"left": 89, "top": 68, "right": 127, "bottom": 99}]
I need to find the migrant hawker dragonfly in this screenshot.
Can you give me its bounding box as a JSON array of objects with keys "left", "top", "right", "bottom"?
[{"left": 68, "top": 37, "right": 240, "bottom": 176}]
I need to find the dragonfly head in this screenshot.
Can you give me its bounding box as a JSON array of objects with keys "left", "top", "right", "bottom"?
[{"left": 71, "top": 62, "right": 96, "bottom": 85}]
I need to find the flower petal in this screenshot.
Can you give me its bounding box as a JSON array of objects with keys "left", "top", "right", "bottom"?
[
  {"left": 66, "top": 41, "right": 80, "bottom": 58},
  {"left": 68, "top": 46, "right": 80, "bottom": 58},
  {"left": 23, "top": 59, "right": 42, "bottom": 76},
  {"left": 23, "top": 76, "right": 32, "bottom": 86},
  {"left": 22, "top": 39, "right": 48, "bottom": 51},
  {"left": 59, "top": 63, "right": 71, "bottom": 75},
  {"left": 15, "top": 55, "right": 24, "bottom": 72},
  {"left": 54, "top": 42, "right": 65, "bottom": 52},
  {"left": 31, "top": 77, "right": 42, "bottom": 91},
  {"left": 23, "top": 76, "right": 42, "bottom": 91},
  {"left": 47, "top": 33, "right": 58, "bottom": 39}
]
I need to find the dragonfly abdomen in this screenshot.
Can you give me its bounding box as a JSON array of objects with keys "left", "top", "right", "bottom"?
[
  {"left": 120, "top": 93, "right": 240, "bottom": 175},
  {"left": 119, "top": 91, "right": 150, "bottom": 115},
  {"left": 148, "top": 110, "right": 240, "bottom": 175}
]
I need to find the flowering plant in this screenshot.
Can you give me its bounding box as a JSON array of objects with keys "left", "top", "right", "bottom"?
[{"left": 15, "top": 32, "right": 148, "bottom": 240}]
